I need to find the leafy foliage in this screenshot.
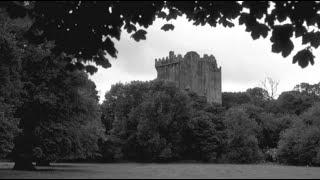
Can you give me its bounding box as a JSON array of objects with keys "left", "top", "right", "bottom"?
[
  {"left": 100, "top": 81, "right": 228, "bottom": 162},
  {"left": 221, "top": 106, "right": 263, "bottom": 163},
  {"left": 2, "top": 1, "right": 320, "bottom": 71},
  {"left": 161, "top": 24, "right": 175, "bottom": 31},
  {"left": 186, "top": 108, "right": 226, "bottom": 162},
  {"left": 0, "top": 102, "right": 20, "bottom": 159},
  {"left": 129, "top": 87, "right": 191, "bottom": 161},
  {"left": 101, "top": 80, "right": 192, "bottom": 162},
  {"left": 277, "top": 103, "right": 320, "bottom": 166},
  {"left": 294, "top": 82, "right": 320, "bottom": 97},
  {"left": 0, "top": 13, "right": 104, "bottom": 168},
  {"left": 100, "top": 81, "right": 320, "bottom": 164},
  {"left": 0, "top": 13, "right": 24, "bottom": 159},
  {"left": 246, "top": 87, "right": 269, "bottom": 107},
  {"left": 257, "top": 113, "right": 297, "bottom": 149},
  {"left": 131, "top": 29, "right": 147, "bottom": 42},
  {"left": 12, "top": 47, "right": 104, "bottom": 165},
  {"left": 276, "top": 91, "right": 317, "bottom": 115},
  {"left": 33, "top": 70, "right": 104, "bottom": 164},
  {"left": 293, "top": 49, "right": 315, "bottom": 68},
  {"left": 222, "top": 92, "right": 251, "bottom": 109}
]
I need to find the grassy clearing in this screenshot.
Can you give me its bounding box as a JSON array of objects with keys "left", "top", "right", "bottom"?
[{"left": 1, "top": 162, "right": 320, "bottom": 179}]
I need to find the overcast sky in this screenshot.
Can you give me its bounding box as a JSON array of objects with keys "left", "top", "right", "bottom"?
[{"left": 89, "top": 15, "right": 320, "bottom": 103}]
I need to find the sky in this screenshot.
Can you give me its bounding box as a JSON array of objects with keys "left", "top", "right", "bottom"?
[{"left": 89, "top": 15, "right": 320, "bottom": 103}]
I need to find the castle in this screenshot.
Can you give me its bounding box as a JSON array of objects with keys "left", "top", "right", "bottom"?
[{"left": 155, "top": 51, "right": 222, "bottom": 104}]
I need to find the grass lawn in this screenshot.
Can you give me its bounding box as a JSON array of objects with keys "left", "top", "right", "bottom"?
[{"left": 1, "top": 162, "right": 320, "bottom": 179}]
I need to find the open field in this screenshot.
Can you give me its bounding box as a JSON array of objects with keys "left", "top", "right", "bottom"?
[{"left": 1, "top": 162, "right": 320, "bottom": 179}]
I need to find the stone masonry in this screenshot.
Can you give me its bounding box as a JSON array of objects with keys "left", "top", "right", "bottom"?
[{"left": 155, "top": 51, "right": 222, "bottom": 104}]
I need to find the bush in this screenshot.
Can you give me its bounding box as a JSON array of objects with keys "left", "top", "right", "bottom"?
[
  {"left": 99, "top": 135, "right": 124, "bottom": 162},
  {"left": 186, "top": 110, "right": 226, "bottom": 162},
  {"left": 264, "top": 148, "right": 277, "bottom": 162},
  {"left": 257, "top": 113, "right": 297, "bottom": 150},
  {"left": 221, "top": 106, "right": 263, "bottom": 163},
  {"left": 277, "top": 103, "right": 320, "bottom": 166},
  {"left": 221, "top": 135, "right": 263, "bottom": 163}
]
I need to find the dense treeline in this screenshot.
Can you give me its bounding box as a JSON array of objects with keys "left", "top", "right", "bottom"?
[{"left": 99, "top": 80, "right": 320, "bottom": 165}]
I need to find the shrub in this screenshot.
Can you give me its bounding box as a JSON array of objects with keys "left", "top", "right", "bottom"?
[
  {"left": 186, "top": 110, "right": 226, "bottom": 162},
  {"left": 221, "top": 106, "right": 263, "bottom": 163},
  {"left": 277, "top": 103, "right": 320, "bottom": 166}
]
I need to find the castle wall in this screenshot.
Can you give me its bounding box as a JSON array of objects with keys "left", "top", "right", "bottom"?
[{"left": 155, "top": 51, "right": 222, "bottom": 104}]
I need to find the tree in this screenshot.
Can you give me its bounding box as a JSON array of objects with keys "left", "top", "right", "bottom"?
[
  {"left": 261, "top": 77, "right": 279, "bottom": 100},
  {"left": 92, "top": 81, "right": 153, "bottom": 162},
  {"left": 222, "top": 106, "right": 263, "bottom": 163},
  {"left": 179, "top": 92, "right": 226, "bottom": 162},
  {"left": 222, "top": 92, "right": 251, "bottom": 109},
  {"left": 101, "top": 80, "right": 192, "bottom": 162},
  {"left": 222, "top": 87, "right": 270, "bottom": 109},
  {"left": 276, "top": 90, "right": 315, "bottom": 115},
  {"left": 257, "top": 112, "right": 297, "bottom": 150},
  {"left": 101, "top": 81, "right": 150, "bottom": 134},
  {"left": 277, "top": 103, "right": 320, "bottom": 166},
  {"left": 234, "top": 103, "right": 293, "bottom": 150},
  {"left": 246, "top": 87, "right": 269, "bottom": 107},
  {"left": 131, "top": 89, "right": 191, "bottom": 162},
  {"left": 101, "top": 80, "right": 228, "bottom": 163},
  {"left": 294, "top": 82, "right": 320, "bottom": 98},
  {"left": 33, "top": 71, "right": 104, "bottom": 166},
  {"left": 2, "top": 1, "right": 320, "bottom": 71},
  {"left": 186, "top": 109, "right": 226, "bottom": 162},
  {"left": 10, "top": 41, "right": 103, "bottom": 169},
  {"left": 0, "top": 10, "right": 104, "bottom": 169}
]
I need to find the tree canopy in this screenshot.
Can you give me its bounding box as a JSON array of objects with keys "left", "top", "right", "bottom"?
[{"left": 1, "top": 1, "right": 320, "bottom": 73}]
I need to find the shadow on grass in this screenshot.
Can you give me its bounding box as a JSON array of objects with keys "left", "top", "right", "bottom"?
[
  {"left": 46, "top": 164, "right": 77, "bottom": 168},
  {"left": 0, "top": 166, "right": 91, "bottom": 173},
  {"left": 36, "top": 168, "right": 90, "bottom": 173}
]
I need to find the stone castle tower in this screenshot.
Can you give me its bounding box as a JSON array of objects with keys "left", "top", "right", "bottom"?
[{"left": 155, "top": 51, "right": 222, "bottom": 104}]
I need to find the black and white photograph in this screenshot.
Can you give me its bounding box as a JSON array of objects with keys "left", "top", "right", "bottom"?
[{"left": 1, "top": 1, "right": 320, "bottom": 179}]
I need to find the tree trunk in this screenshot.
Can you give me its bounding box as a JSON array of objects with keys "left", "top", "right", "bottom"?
[
  {"left": 13, "top": 157, "right": 35, "bottom": 170},
  {"left": 12, "top": 127, "right": 36, "bottom": 170}
]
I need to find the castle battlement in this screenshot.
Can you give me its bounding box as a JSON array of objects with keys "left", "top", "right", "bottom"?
[
  {"left": 155, "top": 51, "right": 222, "bottom": 104},
  {"left": 155, "top": 51, "right": 182, "bottom": 67},
  {"left": 155, "top": 51, "right": 220, "bottom": 70}
]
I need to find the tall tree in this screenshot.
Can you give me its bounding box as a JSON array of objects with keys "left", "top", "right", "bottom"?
[
  {"left": 12, "top": 49, "right": 104, "bottom": 169},
  {"left": 33, "top": 70, "right": 104, "bottom": 166}
]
